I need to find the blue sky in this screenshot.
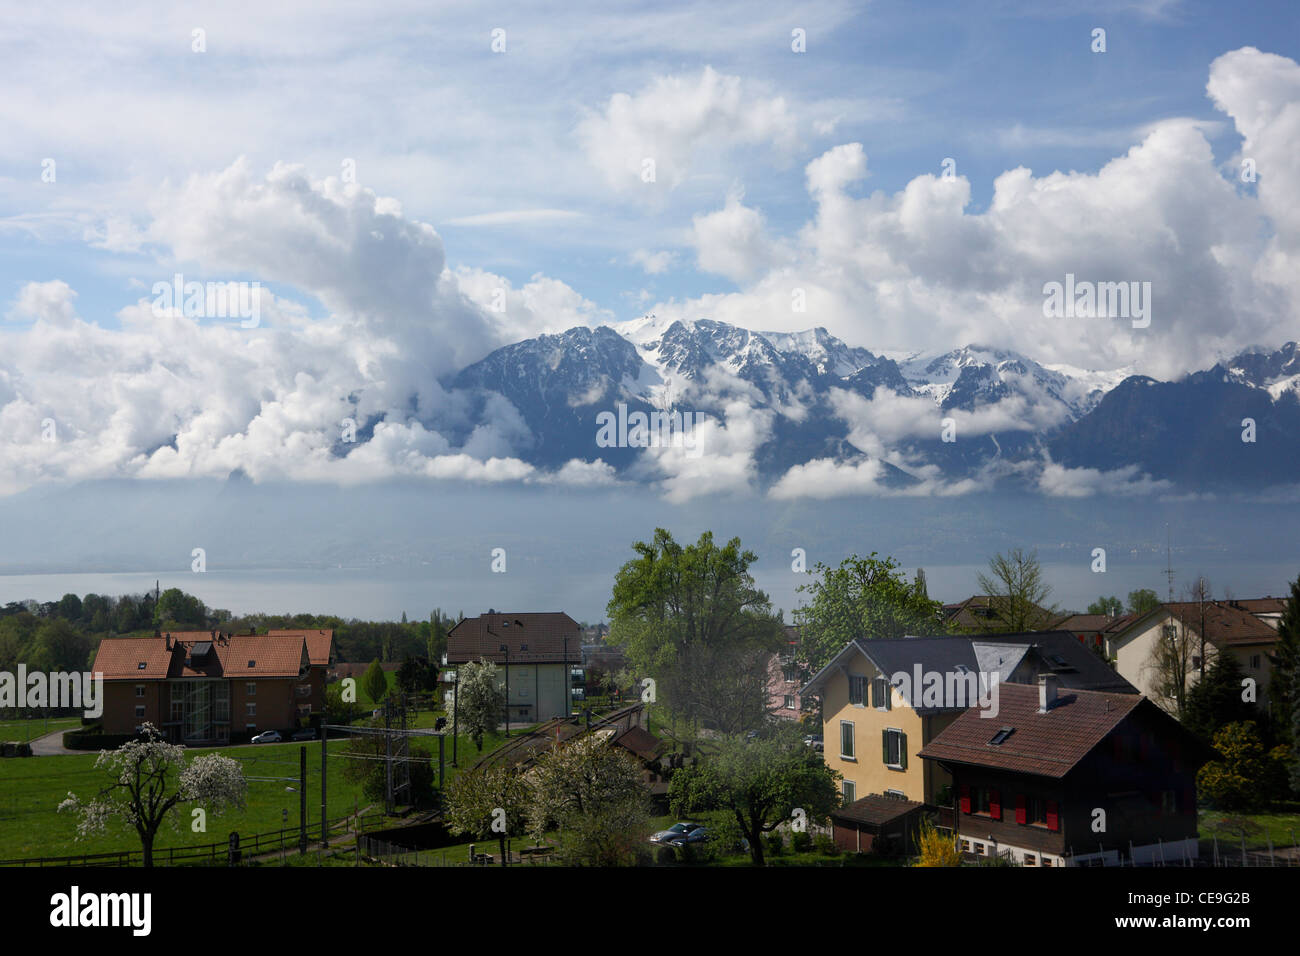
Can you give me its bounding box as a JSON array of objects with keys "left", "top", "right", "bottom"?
[{"left": 1, "top": 0, "right": 1298, "bottom": 496}]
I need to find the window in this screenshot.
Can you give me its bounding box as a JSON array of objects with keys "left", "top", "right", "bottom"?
[
  {"left": 296, "top": 684, "right": 312, "bottom": 698},
  {"left": 1026, "top": 796, "right": 1047, "bottom": 826},
  {"left": 961, "top": 840, "right": 971, "bottom": 852},
  {"left": 842, "top": 780, "right": 856, "bottom": 804},
  {"left": 970, "top": 787, "right": 990, "bottom": 815},
  {"left": 783, "top": 695, "right": 796, "bottom": 709},
  {"left": 135, "top": 705, "right": 146, "bottom": 718},
  {"left": 246, "top": 702, "right": 256, "bottom": 717},
  {"left": 989, "top": 726, "right": 1013, "bottom": 746},
  {"left": 885, "top": 789, "right": 906, "bottom": 800},
  {"left": 296, "top": 704, "right": 311, "bottom": 719},
  {"left": 135, "top": 684, "right": 146, "bottom": 698},
  {"left": 840, "top": 720, "right": 855, "bottom": 760},
  {"left": 1250, "top": 654, "right": 1261, "bottom": 669},
  {"left": 783, "top": 665, "right": 800, "bottom": 683},
  {"left": 246, "top": 682, "right": 257, "bottom": 696},
  {"left": 871, "top": 676, "right": 892, "bottom": 710},
  {"left": 882, "top": 728, "right": 906, "bottom": 769},
  {"left": 1024, "top": 853, "right": 1036, "bottom": 866},
  {"left": 1161, "top": 790, "right": 1177, "bottom": 814},
  {"left": 848, "top": 675, "right": 868, "bottom": 706},
  {"left": 137, "top": 662, "right": 147, "bottom": 670},
  {"left": 247, "top": 660, "right": 256, "bottom": 668}
]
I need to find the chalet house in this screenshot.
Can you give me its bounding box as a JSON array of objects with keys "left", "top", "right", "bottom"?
[
  {"left": 767, "top": 625, "right": 809, "bottom": 721},
  {"left": 1104, "top": 600, "right": 1284, "bottom": 713},
  {"left": 800, "top": 631, "right": 1136, "bottom": 807},
  {"left": 918, "top": 677, "right": 1217, "bottom": 866},
  {"left": 92, "top": 630, "right": 325, "bottom": 743},
  {"left": 446, "top": 612, "right": 582, "bottom": 723}
]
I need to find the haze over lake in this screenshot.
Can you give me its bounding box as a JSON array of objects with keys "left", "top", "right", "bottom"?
[{"left": 2, "top": 480, "right": 1295, "bottom": 622}]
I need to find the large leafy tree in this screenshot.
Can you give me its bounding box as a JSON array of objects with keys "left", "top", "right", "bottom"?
[
  {"left": 526, "top": 735, "right": 651, "bottom": 866},
  {"left": 58, "top": 724, "right": 246, "bottom": 866},
  {"left": 607, "top": 529, "right": 784, "bottom": 733},
  {"left": 458, "top": 658, "right": 506, "bottom": 751},
  {"left": 1197, "top": 721, "right": 1290, "bottom": 811},
  {"left": 668, "top": 724, "right": 841, "bottom": 866},
  {"left": 362, "top": 659, "right": 390, "bottom": 706},
  {"left": 973, "top": 548, "right": 1060, "bottom": 633},
  {"left": 1127, "top": 589, "right": 1161, "bottom": 615},
  {"left": 795, "top": 553, "right": 946, "bottom": 672}
]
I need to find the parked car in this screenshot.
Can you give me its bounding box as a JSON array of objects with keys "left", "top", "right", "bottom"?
[
  {"left": 649, "top": 822, "right": 709, "bottom": 847},
  {"left": 251, "top": 730, "right": 282, "bottom": 744},
  {"left": 291, "top": 728, "right": 317, "bottom": 741},
  {"left": 803, "top": 734, "right": 823, "bottom": 752}
]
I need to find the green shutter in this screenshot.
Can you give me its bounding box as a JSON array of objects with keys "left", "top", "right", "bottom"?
[
  {"left": 899, "top": 732, "right": 908, "bottom": 770},
  {"left": 882, "top": 728, "right": 889, "bottom": 764}
]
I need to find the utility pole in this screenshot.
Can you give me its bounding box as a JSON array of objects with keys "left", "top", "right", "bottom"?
[
  {"left": 320, "top": 725, "right": 328, "bottom": 847},
  {"left": 298, "top": 746, "right": 307, "bottom": 855}
]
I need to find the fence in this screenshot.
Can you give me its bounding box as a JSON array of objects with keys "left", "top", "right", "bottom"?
[
  {"left": 357, "top": 836, "right": 559, "bottom": 867},
  {"left": 0, "top": 809, "right": 384, "bottom": 867}
]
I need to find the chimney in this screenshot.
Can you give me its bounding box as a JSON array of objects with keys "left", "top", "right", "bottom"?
[
  {"left": 1038, "top": 673, "right": 1059, "bottom": 713},
  {"left": 164, "top": 632, "right": 171, "bottom": 650}
]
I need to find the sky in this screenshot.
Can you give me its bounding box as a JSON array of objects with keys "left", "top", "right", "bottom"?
[{"left": 1, "top": 0, "right": 1299, "bottom": 498}]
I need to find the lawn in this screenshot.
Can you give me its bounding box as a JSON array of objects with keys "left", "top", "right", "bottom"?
[
  {"left": 1199, "top": 806, "right": 1300, "bottom": 851},
  {"left": 0, "top": 721, "right": 524, "bottom": 863},
  {"left": 0, "top": 717, "right": 81, "bottom": 743}
]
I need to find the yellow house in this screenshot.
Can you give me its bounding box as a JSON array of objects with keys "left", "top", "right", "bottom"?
[{"left": 800, "top": 633, "right": 1137, "bottom": 806}]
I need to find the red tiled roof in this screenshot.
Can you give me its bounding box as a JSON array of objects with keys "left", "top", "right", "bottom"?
[
  {"left": 612, "top": 726, "right": 666, "bottom": 761},
  {"left": 268, "top": 629, "right": 335, "bottom": 666},
  {"left": 918, "top": 683, "right": 1141, "bottom": 778},
  {"left": 447, "top": 612, "right": 581, "bottom": 664},
  {"left": 91, "top": 637, "right": 176, "bottom": 680},
  {"left": 91, "top": 632, "right": 308, "bottom": 680}
]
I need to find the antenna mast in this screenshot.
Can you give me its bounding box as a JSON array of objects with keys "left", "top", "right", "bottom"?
[{"left": 1165, "top": 524, "right": 1174, "bottom": 604}]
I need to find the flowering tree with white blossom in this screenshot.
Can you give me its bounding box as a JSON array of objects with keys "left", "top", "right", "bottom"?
[{"left": 58, "top": 723, "right": 247, "bottom": 866}]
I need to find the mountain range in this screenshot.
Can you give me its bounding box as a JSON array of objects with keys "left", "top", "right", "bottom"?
[{"left": 445, "top": 317, "right": 1300, "bottom": 494}]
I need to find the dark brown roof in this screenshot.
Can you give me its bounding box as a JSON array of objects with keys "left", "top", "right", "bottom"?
[
  {"left": 611, "top": 726, "right": 666, "bottom": 761},
  {"left": 447, "top": 612, "right": 582, "bottom": 664},
  {"left": 1162, "top": 601, "right": 1278, "bottom": 646},
  {"left": 1232, "top": 597, "right": 1286, "bottom": 615},
  {"left": 1056, "top": 614, "right": 1116, "bottom": 633},
  {"left": 942, "top": 595, "right": 1060, "bottom": 631},
  {"left": 918, "top": 683, "right": 1141, "bottom": 778},
  {"left": 832, "top": 794, "right": 925, "bottom": 827}
]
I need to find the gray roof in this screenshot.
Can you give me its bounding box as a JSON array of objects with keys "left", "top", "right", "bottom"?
[{"left": 798, "top": 630, "right": 1136, "bottom": 708}]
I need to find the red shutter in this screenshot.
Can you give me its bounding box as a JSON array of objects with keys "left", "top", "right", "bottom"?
[
  {"left": 1045, "top": 800, "right": 1059, "bottom": 831},
  {"left": 990, "top": 789, "right": 1001, "bottom": 821},
  {"left": 959, "top": 784, "right": 970, "bottom": 814},
  {"left": 1015, "top": 793, "right": 1026, "bottom": 824}
]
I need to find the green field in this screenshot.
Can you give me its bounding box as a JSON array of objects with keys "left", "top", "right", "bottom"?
[
  {"left": 0, "top": 720, "right": 522, "bottom": 863},
  {"left": 0, "top": 717, "right": 81, "bottom": 743}
]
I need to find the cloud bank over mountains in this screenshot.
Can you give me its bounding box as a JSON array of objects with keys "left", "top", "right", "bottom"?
[{"left": 2, "top": 47, "right": 1299, "bottom": 501}]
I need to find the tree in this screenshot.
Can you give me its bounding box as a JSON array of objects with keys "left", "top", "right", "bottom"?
[
  {"left": 974, "top": 548, "right": 1059, "bottom": 633},
  {"left": 1148, "top": 613, "right": 1198, "bottom": 717},
  {"left": 154, "top": 588, "right": 206, "bottom": 629},
  {"left": 1126, "top": 589, "right": 1161, "bottom": 616},
  {"left": 1196, "top": 721, "right": 1289, "bottom": 811},
  {"left": 444, "top": 766, "right": 528, "bottom": 865},
  {"left": 795, "top": 553, "right": 946, "bottom": 671},
  {"left": 58, "top": 724, "right": 246, "bottom": 866},
  {"left": 1270, "top": 573, "right": 1300, "bottom": 748},
  {"left": 1183, "top": 652, "right": 1253, "bottom": 743},
  {"left": 914, "top": 815, "right": 961, "bottom": 867},
  {"left": 607, "top": 529, "right": 784, "bottom": 733},
  {"left": 526, "top": 735, "right": 651, "bottom": 866},
  {"left": 458, "top": 658, "right": 505, "bottom": 751},
  {"left": 1086, "top": 596, "right": 1123, "bottom": 617},
  {"left": 667, "top": 724, "right": 841, "bottom": 866},
  {"left": 362, "top": 659, "right": 389, "bottom": 706}
]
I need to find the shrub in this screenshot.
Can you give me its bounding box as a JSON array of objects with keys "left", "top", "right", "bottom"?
[
  {"left": 764, "top": 831, "right": 786, "bottom": 857},
  {"left": 914, "top": 816, "right": 961, "bottom": 867},
  {"left": 791, "top": 830, "right": 812, "bottom": 852},
  {"left": 813, "top": 833, "right": 838, "bottom": 856}
]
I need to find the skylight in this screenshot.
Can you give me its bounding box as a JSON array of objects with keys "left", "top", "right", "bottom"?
[{"left": 989, "top": 727, "right": 1014, "bottom": 746}]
